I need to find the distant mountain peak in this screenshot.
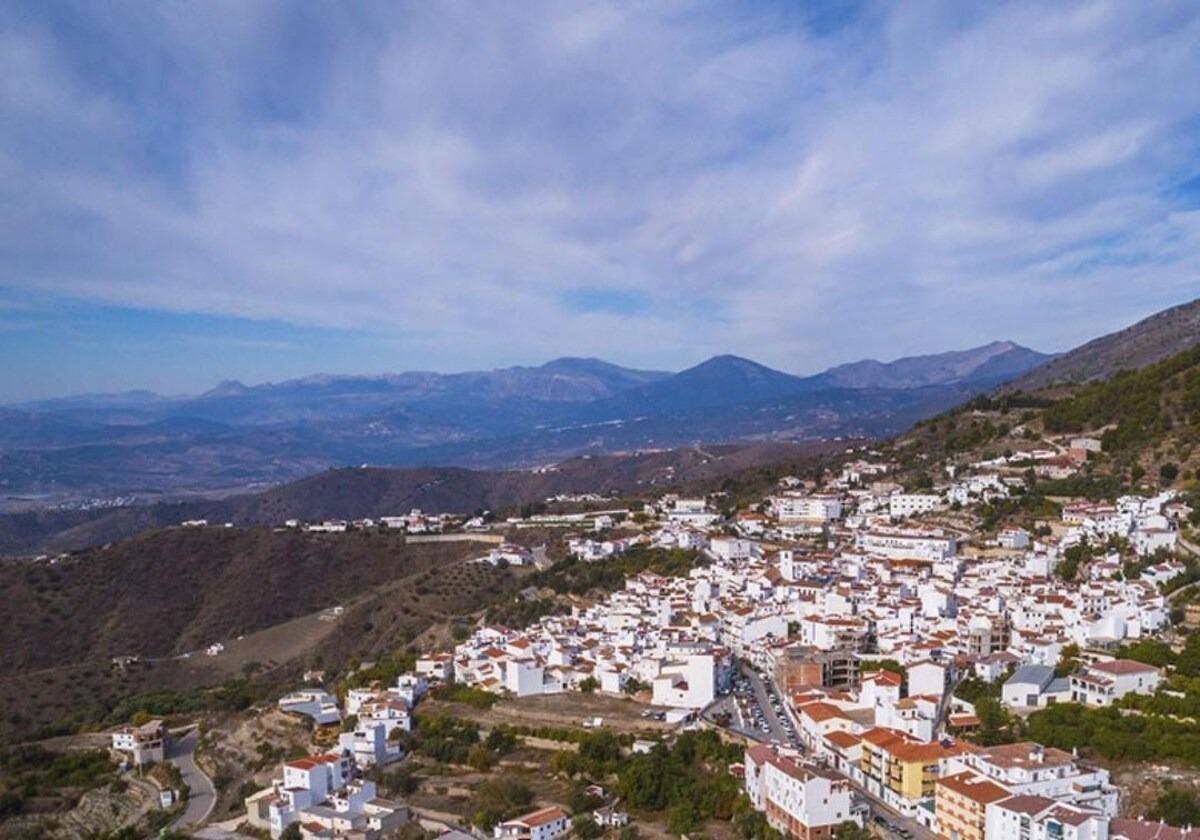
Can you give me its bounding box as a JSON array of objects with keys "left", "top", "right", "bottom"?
[
  {"left": 684, "top": 354, "right": 780, "bottom": 373},
  {"left": 810, "top": 341, "right": 1051, "bottom": 390},
  {"left": 201, "top": 379, "right": 250, "bottom": 398}
]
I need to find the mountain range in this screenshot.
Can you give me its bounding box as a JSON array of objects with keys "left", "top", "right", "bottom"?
[{"left": 0, "top": 340, "right": 1053, "bottom": 502}]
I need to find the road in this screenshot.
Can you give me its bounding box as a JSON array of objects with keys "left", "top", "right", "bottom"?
[{"left": 168, "top": 728, "right": 216, "bottom": 830}]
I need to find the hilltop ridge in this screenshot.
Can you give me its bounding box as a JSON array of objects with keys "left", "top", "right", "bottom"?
[{"left": 1007, "top": 297, "right": 1200, "bottom": 391}]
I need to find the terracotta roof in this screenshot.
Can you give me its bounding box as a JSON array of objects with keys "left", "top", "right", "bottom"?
[
  {"left": 1088, "top": 659, "right": 1159, "bottom": 675},
  {"left": 937, "top": 771, "right": 1011, "bottom": 806},
  {"left": 285, "top": 753, "right": 341, "bottom": 770},
  {"left": 801, "top": 702, "right": 849, "bottom": 723},
  {"left": 510, "top": 806, "right": 569, "bottom": 828},
  {"left": 826, "top": 730, "right": 862, "bottom": 748},
  {"left": 1110, "top": 819, "right": 1200, "bottom": 840},
  {"left": 975, "top": 742, "right": 1074, "bottom": 769}
]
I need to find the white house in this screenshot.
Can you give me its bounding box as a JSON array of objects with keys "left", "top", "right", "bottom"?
[
  {"left": 889, "top": 493, "right": 945, "bottom": 519},
  {"left": 416, "top": 653, "right": 455, "bottom": 683},
  {"left": 278, "top": 689, "right": 341, "bottom": 726},
  {"left": 651, "top": 653, "right": 718, "bottom": 709},
  {"left": 907, "top": 660, "right": 948, "bottom": 701},
  {"left": 744, "top": 744, "right": 859, "bottom": 837},
  {"left": 243, "top": 753, "right": 409, "bottom": 838},
  {"left": 337, "top": 720, "right": 403, "bottom": 768},
  {"left": 494, "top": 807, "right": 571, "bottom": 840},
  {"left": 986, "top": 796, "right": 1108, "bottom": 840},
  {"left": 111, "top": 719, "right": 166, "bottom": 767},
  {"left": 960, "top": 742, "right": 1118, "bottom": 816},
  {"left": 1070, "top": 660, "right": 1162, "bottom": 707},
  {"left": 1001, "top": 665, "right": 1070, "bottom": 709}
]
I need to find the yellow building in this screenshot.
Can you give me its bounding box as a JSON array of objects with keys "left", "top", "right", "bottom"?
[
  {"left": 859, "top": 728, "right": 967, "bottom": 813},
  {"left": 934, "top": 771, "right": 1011, "bottom": 840}
]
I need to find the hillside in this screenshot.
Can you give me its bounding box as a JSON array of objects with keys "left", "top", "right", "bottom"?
[
  {"left": 0, "top": 528, "right": 478, "bottom": 675},
  {"left": 1008, "top": 297, "right": 1200, "bottom": 390},
  {"left": 0, "top": 441, "right": 839, "bottom": 556},
  {"left": 0, "top": 527, "right": 514, "bottom": 741},
  {"left": 892, "top": 340, "right": 1200, "bottom": 497}
]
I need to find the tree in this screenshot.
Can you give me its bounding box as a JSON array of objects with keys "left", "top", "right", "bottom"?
[
  {"left": 1056, "top": 542, "right": 1093, "bottom": 581},
  {"left": 467, "top": 744, "right": 495, "bottom": 770},
  {"left": 281, "top": 824, "right": 303, "bottom": 840},
  {"left": 622, "top": 677, "right": 650, "bottom": 696},
  {"left": 666, "top": 798, "right": 702, "bottom": 834},
  {"left": 1151, "top": 789, "right": 1200, "bottom": 827},
  {"left": 974, "top": 697, "right": 1015, "bottom": 747},
  {"left": 573, "top": 815, "right": 603, "bottom": 840},
  {"left": 578, "top": 676, "right": 600, "bottom": 694},
  {"left": 1055, "top": 643, "right": 1081, "bottom": 678},
  {"left": 1162, "top": 463, "right": 1181, "bottom": 483}
]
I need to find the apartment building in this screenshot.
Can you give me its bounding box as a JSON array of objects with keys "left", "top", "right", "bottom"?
[
  {"left": 855, "top": 526, "right": 957, "bottom": 562},
  {"left": 934, "top": 771, "right": 1012, "bottom": 840},
  {"left": 859, "top": 728, "right": 963, "bottom": 815},
  {"left": 744, "top": 745, "right": 859, "bottom": 840},
  {"left": 985, "top": 796, "right": 1108, "bottom": 840},
  {"left": 774, "top": 646, "right": 861, "bottom": 693},
  {"left": 890, "top": 494, "right": 946, "bottom": 519},
  {"left": 960, "top": 743, "right": 1118, "bottom": 816}
]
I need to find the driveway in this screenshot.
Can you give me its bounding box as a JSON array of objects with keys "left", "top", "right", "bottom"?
[{"left": 168, "top": 728, "right": 217, "bottom": 829}]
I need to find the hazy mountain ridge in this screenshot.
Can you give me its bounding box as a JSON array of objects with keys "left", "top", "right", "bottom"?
[
  {"left": 814, "top": 341, "right": 1054, "bottom": 389},
  {"left": 0, "top": 344, "right": 1048, "bottom": 501}
]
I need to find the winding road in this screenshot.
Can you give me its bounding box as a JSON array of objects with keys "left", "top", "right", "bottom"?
[{"left": 167, "top": 728, "right": 216, "bottom": 830}]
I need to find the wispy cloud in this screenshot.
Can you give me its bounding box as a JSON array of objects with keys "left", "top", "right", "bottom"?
[{"left": 2, "top": 0, "right": 1199, "bottom": 383}]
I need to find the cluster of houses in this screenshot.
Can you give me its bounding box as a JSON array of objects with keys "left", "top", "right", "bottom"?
[
  {"left": 244, "top": 672, "right": 432, "bottom": 837},
  {"left": 1061, "top": 493, "right": 1183, "bottom": 557},
  {"left": 393, "top": 458, "right": 1195, "bottom": 840},
  {"left": 215, "top": 436, "right": 1197, "bottom": 840},
  {"left": 284, "top": 509, "right": 454, "bottom": 533}
]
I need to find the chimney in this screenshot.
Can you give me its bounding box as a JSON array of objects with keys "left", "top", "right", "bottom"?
[{"left": 1029, "top": 744, "right": 1044, "bottom": 763}]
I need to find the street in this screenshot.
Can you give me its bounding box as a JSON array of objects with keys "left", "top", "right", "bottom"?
[{"left": 168, "top": 728, "right": 216, "bottom": 830}]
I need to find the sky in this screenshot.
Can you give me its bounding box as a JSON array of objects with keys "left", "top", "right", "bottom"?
[{"left": 2, "top": 1, "right": 1200, "bottom": 402}]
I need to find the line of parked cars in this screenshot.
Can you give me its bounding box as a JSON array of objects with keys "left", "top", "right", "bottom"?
[
  {"left": 759, "top": 677, "right": 801, "bottom": 747},
  {"left": 873, "top": 813, "right": 914, "bottom": 838},
  {"left": 731, "top": 674, "right": 771, "bottom": 735}
]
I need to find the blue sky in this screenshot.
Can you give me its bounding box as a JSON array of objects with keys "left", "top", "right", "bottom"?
[{"left": 3, "top": 1, "right": 1200, "bottom": 402}]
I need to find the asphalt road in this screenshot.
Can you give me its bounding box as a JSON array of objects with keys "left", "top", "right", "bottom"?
[{"left": 168, "top": 728, "right": 216, "bottom": 830}]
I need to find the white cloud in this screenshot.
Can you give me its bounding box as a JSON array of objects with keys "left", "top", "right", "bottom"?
[{"left": 2, "top": 0, "right": 1199, "bottom": 375}]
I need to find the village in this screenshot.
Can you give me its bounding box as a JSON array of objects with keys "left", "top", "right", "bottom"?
[{"left": 80, "top": 423, "right": 1200, "bottom": 840}]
